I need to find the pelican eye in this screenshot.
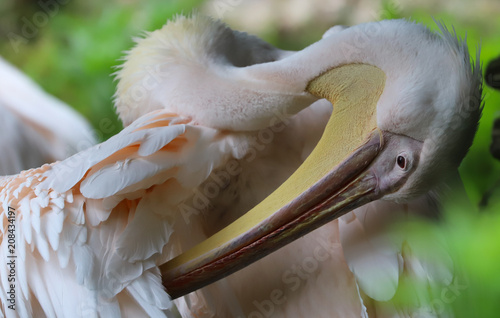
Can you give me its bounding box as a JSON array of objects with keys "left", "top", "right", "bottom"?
[{"left": 396, "top": 155, "right": 406, "bottom": 170}]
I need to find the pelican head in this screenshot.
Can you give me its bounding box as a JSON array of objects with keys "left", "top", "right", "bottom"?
[
  {"left": 114, "top": 15, "right": 482, "bottom": 298},
  {"left": 371, "top": 25, "right": 482, "bottom": 201}
]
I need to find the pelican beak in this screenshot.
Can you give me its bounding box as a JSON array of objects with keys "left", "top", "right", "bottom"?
[{"left": 160, "top": 64, "right": 389, "bottom": 298}]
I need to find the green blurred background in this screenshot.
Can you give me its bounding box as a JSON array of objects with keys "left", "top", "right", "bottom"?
[{"left": 1, "top": 0, "right": 500, "bottom": 316}]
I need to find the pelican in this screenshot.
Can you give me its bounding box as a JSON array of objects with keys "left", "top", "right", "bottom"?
[
  {"left": 0, "top": 57, "right": 96, "bottom": 175},
  {"left": 0, "top": 14, "right": 481, "bottom": 317}
]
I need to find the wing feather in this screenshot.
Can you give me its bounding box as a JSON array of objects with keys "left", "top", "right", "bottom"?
[
  {"left": 39, "top": 114, "right": 186, "bottom": 194},
  {"left": 339, "top": 203, "right": 402, "bottom": 302},
  {"left": 1, "top": 110, "right": 239, "bottom": 316},
  {"left": 115, "top": 192, "right": 174, "bottom": 262},
  {"left": 126, "top": 270, "right": 172, "bottom": 318}
]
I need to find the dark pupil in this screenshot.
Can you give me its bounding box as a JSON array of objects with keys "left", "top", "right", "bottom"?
[{"left": 397, "top": 156, "right": 406, "bottom": 169}]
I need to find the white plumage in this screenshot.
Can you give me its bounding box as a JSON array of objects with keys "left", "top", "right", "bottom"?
[
  {"left": 0, "top": 109, "right": 251, "bottom": 316},
  {"left": 0, "top": 14, "right": 481, "bottom": 318}
]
